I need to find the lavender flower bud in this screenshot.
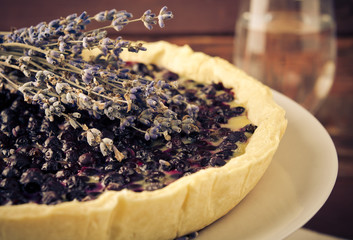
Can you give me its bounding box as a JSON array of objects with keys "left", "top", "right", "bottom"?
[
  {"left": 112, "top": 17, "right": 128, "bottom": 31},
  {"left": 102, "top": 138, "right": 113, "bottom": 150},
  {"left": 139, "top": 118, "right": 150, "bottom": 126},
  {"left": 78, "top": 93, "right": 92, "bottom": 109},
  {"left": 92, "top": 86, "right": 104, "bottom": 93},
  {"left": 18, "top": 82, "right": 33, "bottom": 92},
  {"left": 66, "top": 92, "right": 75, "bottom": 104},
  {"left": 107, "top": 9, "right": 119, "bottom": 20},
  {"left": 94, "top": 12, "right": 106, "bottom": 22},
  {"left": 78, "top": 11, "right": 88, "bottom": 21},
  {"left": 149, "top": 127, "right": 160, "bottom": 140},
  {"left": 48, "top": 19, "right": 60, "bottom": 28},
  {"left": 71, "top": 44, "right": 81, "bottom": 55},
  {"left": 158, "top": 15, "right": 165, "bottom": 28},
  {"left": 53, "top": 25, "right": 64, "bottom": 35},
  {"left": 46, "top": 55, "right": 57, "bottom": 65},
  {"left": 49, "top": 97, "right": 57, "bottom": 103},
  {"left": 82, "top": 69, "right": 93, "bottom": 84},
  {"left": 143, "top": 22, "right": 153, "bottom": 31},
  {"left": 86, "top": 128, "right": 102, "bottom": 146},
  {"left": 186, "top": 104, "right": 199, "bottom": 118},
  {"left": 82, "top": 37, "right": 95, "bottom": 48},
  {"left": 142, "top": 10, "right": 156, "bottom": 30},
  {"left": 65, "top": 22, "right": 77, "bottom": 33},
  {"left": 146, "top": 98, "right": 157, "bottom": 107},
  {"left": 163, "top": 131, "right": 171, "bottom": 141},
  {"left": 66, "top": 13, "right": 77, "bottom": 21},
  {"left": 163, "top": 109, "right": 177, "bottom": 118},
  {"left": 158, "top": 6, "right": 173, "bottom": 28},
  {"left": 100, "top": 138, "right": 114, "bottom": 156},
  {"left": 72, "top": 112, "right": 81, "bottom": 118},
  {"left": 100, "top": 45, "right": 108, "bottom": 56},
  {"left": 55, "top": 82, "right": 70, "bottom": 94},
  {"left": 144, "top": 131, "right": 151, "bottom": 141},
  {"left": 100, "top": 142, "right": 109, "bottom": 156},
  {"left": 69, "top": 118, "right": 79, "bottom": 129},
  {"left": 130, "top": 86, "right": 141, "bottom": 94},
  {"left": 171, "top": 125, "right": 182, "bottom": 133},
  {"left": 59, "top": 42, "right": 67, "bottom": 52}
]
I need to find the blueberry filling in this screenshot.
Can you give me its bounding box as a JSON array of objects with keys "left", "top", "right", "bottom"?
[{"left": 0, "top": 63, "right": 257, "bottom": 205}]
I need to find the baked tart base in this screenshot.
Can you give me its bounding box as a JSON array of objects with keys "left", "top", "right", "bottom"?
[{"left": 0, "top": 41, "right": 287, "bottom": 240}]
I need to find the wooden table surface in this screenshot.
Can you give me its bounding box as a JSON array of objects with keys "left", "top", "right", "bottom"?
[{"left": 127, "top": 34, "right": 353, "bottom": 239}]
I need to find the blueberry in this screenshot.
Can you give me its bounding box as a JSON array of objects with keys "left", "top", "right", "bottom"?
[
  {"left": 29, "top": 131, "right": 47, "bottom": 145},
  {"left": 219, "top": 139, "right": 238, "bottom": 151},
  {"left": 41, "top": 175, "right": 65, "bottom": 194},
  {"left": 0, "top": 157, "right": 4, "bottom": 170},
  {"left": 145, "top": 182, "right": 164, "bottom": 191},
  {"left": 20, "top": 168, "right": 43, "bottom": 193},
  {"left": 28, "top": 147, "right": 43, "bottom": 158},
  {"left": 66, "top": 175, "right": 88, "bottom": 190},
  {"left": 174, "top": 160, "right": 190, "bottom": 172},
  {"left": 145, "top": 171, "right": 165, "bottom": 183},
  {"left": 1, "top": 109, "right": 15, "bottom": 124},
  {"left": 15, "top": 135, "right": 31, "bottom": 147},
  {"left": 159, "top": 160, "right": 172, "bottom": 171},
  {"left": 0, "top": 132, "right": 11, "bottom": 148},
  {"left": 58, "top": 128, "right": 77, "bottom": 142},
  {"left": 215, "top": 92, "right": 234, "bottom": 103},
  {"left": 12, "top": 125, "right": 26, "bottom": 138},
  {"left": 226, "top": 106, "right": 245, "bottom": 117},
  {"left": 0, "top": 178, "right": 21, "bottom": 191},
  {"left": 102, "top": 172, "right": 125, "bottom": 186},
  {"left": 129, "top": 172, "right": 144, "bottom": 182},
  {"left": 44, "top": 136, "right": 62, "bottom": 149},
  {"left": 78, "top": 152, "right": 95, "bottom": 166},
  {"left": 55, "top": 169, "right": 71, "bottom": 179},
  {"left": 10, "top": 97, "right": 25, "bottom": 112},
  {"left": 44, "top": 148, "right": 64, "bottom": 162},
  {"left": 66, "top": 190, "right": 87, "bottom": 201},
  {"left": 79, "top": 167, "right": 100, "bottom": 176},
  {"left": 163, "top": 71, "right": 179, "bottom": 81},
  {"left": 104, "top": 162, "right": 121, "bottom": 171},
  {"left": 0, "top": 190, "right": 9, "bottom": 205},
  {"left": 9, "top": 153, "right": 30, "bottom": 170},
  {"left": 185, "top": 89, "right": 198, "bottom": 102},
  {"left": 76, "top": 141, "right": 91, "bottom": 155},
  {"left": 201, "top": 85, "right": 216, "bottom": 96},
  {"left": 133, "top": 63, "right": 151, "bottom": 77},
  {"left": 118, "top": 164, "right": 135, "bottom": 176},
  {"left": 226, "top": 131, "right": 247, "bottom": 143},
  {"left": 243, "top": 124, "right": 257, "bottom": 134},
  {"left": 41, "top": 160, "right": 61, "bottom": 173},
  {"left": 65, "top": 149, "right": 79, "bottom": 162},
  {"left": 209, "top": 156, "right": 226, "bottom": 167},
  {"left": 27, "top": 116, "right": 40, "bottom": 131},
  {"left": 143, "top": 160, "right": 159, "bottom": 171},
  {"left": 127, "top": 183, "right": 143, "bottom": 192},
  {"left": 105, "top": 182, "right": 124, "bottom": 191},
  {"left": 2, "top": 165, "right": 21, "bottom": 178},
  {"left": 86, "top": 182, "right": 103, "bottom": 193},
  {"left": 42, "top": 191, "right": 61, "bottom": 205}
]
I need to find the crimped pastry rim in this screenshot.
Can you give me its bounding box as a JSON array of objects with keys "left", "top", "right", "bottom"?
[{"left": 0, "top": 41, "right": 287, "bottom": 240}]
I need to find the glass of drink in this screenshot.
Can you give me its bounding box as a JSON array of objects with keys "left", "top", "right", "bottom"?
[{"left": 234, "top": 0, "right": 336, "bottom": 114}]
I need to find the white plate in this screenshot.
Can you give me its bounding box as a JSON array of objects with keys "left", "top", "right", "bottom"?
[{"left": 198, "top": 91, "right": 338, "bottom": 240}]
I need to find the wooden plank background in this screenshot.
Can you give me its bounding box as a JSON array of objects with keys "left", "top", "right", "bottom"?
[{"left": 0, "top": 0, "right": 352, "bottom": 36}]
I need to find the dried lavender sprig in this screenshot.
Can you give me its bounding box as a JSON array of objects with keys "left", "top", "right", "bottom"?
[{"left": 0, "top": 7, "right": 200, "bottom": 161}]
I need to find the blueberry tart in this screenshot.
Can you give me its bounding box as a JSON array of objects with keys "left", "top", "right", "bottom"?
[{"left": 0, "top": 41, "right": 287, "bottom": 240}]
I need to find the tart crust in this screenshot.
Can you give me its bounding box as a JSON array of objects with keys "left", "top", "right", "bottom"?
[{"left": 0, "top": 41, "right": 287, "bottom": 240}]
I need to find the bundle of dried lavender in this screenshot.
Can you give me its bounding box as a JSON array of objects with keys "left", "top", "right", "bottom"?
[{"left": 0, "top": 7, "right": 198, "bottom": 161}]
